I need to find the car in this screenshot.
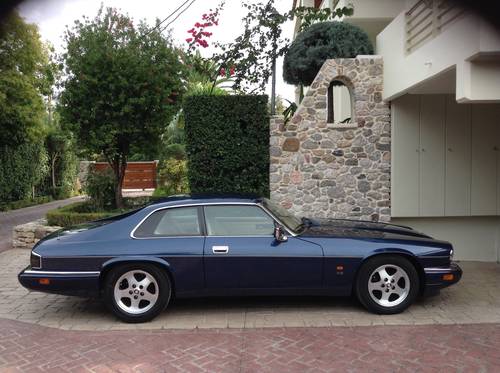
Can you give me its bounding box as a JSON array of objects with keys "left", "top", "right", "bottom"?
[{"left": 18, "top": 195, "right": 462, "bottom": 322}]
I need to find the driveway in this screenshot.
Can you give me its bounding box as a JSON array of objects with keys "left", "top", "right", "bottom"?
[
  {"left": 2, "top": 249, "right": 500, "bottom": 330},
  {"left": 1, "top": 318, "right": 499, "bottom": 372},
  {"left": 0, "top": 196, "right": 85, "bottom": 253}
]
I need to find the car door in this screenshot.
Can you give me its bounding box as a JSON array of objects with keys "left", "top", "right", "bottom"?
[{"left": 202, "top": 204, "right": 324, "bottom": 291}]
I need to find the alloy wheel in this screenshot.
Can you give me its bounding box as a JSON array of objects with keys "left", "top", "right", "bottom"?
[
  {"left": 113, "top": 270, "right": 159, "bottom": 315},
  {"left": 367, "top": 264, "right": 410, "bottom": 307}
]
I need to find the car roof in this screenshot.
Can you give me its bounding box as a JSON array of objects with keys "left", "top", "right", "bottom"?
[{"left": 148, "top": 193, "right": 263, "bottom": 208}]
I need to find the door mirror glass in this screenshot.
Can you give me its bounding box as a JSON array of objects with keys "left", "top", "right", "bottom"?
[{"left": 274, "top": 226, "right": 288, "bottom": 242}]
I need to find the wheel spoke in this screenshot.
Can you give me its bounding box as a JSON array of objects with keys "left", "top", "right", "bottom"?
[
  {"left": 368, "top": 280, "right": 382, "bottom": 292},
  {"left": 116, "top": 289, "right": 131, "bottom": 299},
  {"left": 142, "top": 291, "right": 158, "bottom": 303},
  {"left": 138, "top": 276, "right": 152, "bottom": 289},
  {"left": 378, "top": 268, "right": 390, "bottom": 281}
]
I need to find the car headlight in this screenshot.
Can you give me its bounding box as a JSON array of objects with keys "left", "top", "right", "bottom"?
[{"left": 30, "top": 251, "right": 41, "bottom": 269}]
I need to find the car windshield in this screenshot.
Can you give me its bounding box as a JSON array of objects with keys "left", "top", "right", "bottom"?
[{"left": 261, "top": 198, "right": 304, "bottom": 233}]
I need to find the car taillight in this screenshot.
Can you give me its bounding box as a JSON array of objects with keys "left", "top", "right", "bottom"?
[{"left": 30, "top": 252, "right": 41, "bottom": 269}]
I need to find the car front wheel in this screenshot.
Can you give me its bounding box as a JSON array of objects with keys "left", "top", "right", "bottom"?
[
  {"left": 103, "top": 263, "right": 171, "bottom": 323},
  {"left": 356, "top": 255, "right": 419, "bottom": 314}
]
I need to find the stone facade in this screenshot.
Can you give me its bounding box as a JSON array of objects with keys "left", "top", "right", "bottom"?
[
  {"left": 13, "top": 219, "right": 61, "bottom": 249},
  {"left": 270, "top": 56, "right": 391, "bottom": 222}
]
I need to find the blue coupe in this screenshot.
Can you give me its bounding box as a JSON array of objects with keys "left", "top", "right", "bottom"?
[{"left": 19, "top": 195, "right": 462, "bottom": 322}]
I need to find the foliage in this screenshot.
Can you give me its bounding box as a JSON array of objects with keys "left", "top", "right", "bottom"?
[
  {"left": 84, "top": 168, "right": 116, "bottom": 211},
  {"left": 214, "top": 0, "right": 353, "bottom": 93},
  {"left": 0, "top": 142, "right": 48, "bottom": 202},
  {"left": 0, "top": 11, "right": 51, "bottom": 147},
  {"left": 283, "top": 21, "right": 374, "bottom": 86},
  {"left": 184, "top": 95, "right": 269, "bottom": 196},
  {"left": 44, "top": 126, "right": 78, "bottom": 199},
  {"left": 46, "top": 201, "right": 118, "bottom": 227},
  {"left": 282, "top": 99, "right": 298, "bottom": 124},
  {"left": 59, "top": 7, "right": 187, "bottom": 208},
  {"left": 0, "top": 196, "right": 53, "bottom": 212},
  {"left": 157, "top": 159, "right": 189, "bottom": 195}
]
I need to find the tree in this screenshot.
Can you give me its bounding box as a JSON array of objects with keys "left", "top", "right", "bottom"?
[
  {"left": 59, "top": 7, "right": 186, "bottom": 208},
  {"left": 0, "top": 11, "right": 49, "bottom": 147},
  {"left": 213, "top": 0, "right": 353, "bottom": 105},
  {"left": 283, "top": 21, "right": 374, "bottom": 86}
]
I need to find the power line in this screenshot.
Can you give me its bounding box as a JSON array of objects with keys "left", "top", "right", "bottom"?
[
  {"left": 161, "top": 0, "right": 198, "bottom": 32},
  {"left": 143, "top": 0, "right": 194, "bottom": 37}
]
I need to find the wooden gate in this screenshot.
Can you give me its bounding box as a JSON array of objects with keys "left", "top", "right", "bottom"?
[{"left": 94, "top": 161, "right": 158, "bottom": 190}]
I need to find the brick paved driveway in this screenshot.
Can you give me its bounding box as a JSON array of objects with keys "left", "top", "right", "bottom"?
[
  {"left": 2, "top": 249, "right": 500, "bottom": 330},
  {"left": 1, "top": 318, "right": 499, "bottom": 372}
]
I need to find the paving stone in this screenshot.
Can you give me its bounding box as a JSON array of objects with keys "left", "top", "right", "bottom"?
[{"left": 1, "top": 249, "right": 500, "bottom": 332}]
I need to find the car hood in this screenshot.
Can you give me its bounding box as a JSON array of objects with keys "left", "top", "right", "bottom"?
[{"left": 299, "top": 218, "right": 431, "bottom": 240}]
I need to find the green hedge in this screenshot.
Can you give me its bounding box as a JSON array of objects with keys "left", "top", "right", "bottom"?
[
  {"left": 46, "top": 202, "right": 119, "bottom": 227},
  {"left": 184, "top": 95, "right": 269, "bottom": 196},
  {"left": 46, "top": 198, "right": 157, "bottom": 227},
  {"left": 0, "top": 142, "right": 48, "bottom": 202},
  {"left": 0, "top": 196, "right": 53, "bottom": 212}
]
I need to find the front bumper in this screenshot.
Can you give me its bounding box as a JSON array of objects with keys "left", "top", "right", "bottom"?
[
  {"left": 18, "top": 266, "right": 100, "bottom": 297},
  {"left": 423, "top": 262, "right": 462, "bottom": 295}
]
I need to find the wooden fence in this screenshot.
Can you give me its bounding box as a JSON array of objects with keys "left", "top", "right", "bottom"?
[{"left": 94, "top": 161, "right": 158, "bottom": 189}]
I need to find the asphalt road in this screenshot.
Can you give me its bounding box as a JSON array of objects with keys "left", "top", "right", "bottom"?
[{"left": 0, "top": 196, "right": 85, "bottom": 253}]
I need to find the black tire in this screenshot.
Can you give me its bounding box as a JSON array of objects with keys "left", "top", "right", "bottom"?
[
  {"left": 355, "top": 255, "right": 419, "bottom": 315},
  {"left": 103, "top": 263, "right": 171, "bottom": 323}
]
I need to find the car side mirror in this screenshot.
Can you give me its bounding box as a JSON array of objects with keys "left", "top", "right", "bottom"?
[{"left": 274, "top": 226, "right": 288, "bottom": 242}]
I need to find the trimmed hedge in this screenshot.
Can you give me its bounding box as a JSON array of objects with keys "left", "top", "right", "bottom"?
[
  {"left": 184, "top": 95, "right": 270, "bottom": 196},
  {"left": 283, "top": 21, "right": 374, "bottom": 86},
  {"left": 46, "top": 198, "right": 156, "bottom": 227},
  {"left": 46, "top": 202, "right": 115, "bottom": 227},
  {"left": 0, "top": 196, "right": 53, "bottom": 212}
]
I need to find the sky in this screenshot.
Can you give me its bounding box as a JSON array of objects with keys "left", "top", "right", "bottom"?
[{"left": 18, "top": 0, "right": 296, "bottom": 101}]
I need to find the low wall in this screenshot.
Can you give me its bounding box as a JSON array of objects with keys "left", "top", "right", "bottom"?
[{"left": 13, "top": 219, "right": 62, "bottom": 249}]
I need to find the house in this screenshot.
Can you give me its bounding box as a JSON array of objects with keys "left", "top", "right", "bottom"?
[{"left": 272, "top": 0, "right": 500, "bottom": 261}]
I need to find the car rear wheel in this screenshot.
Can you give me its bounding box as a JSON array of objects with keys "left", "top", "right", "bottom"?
[
  {"left": 356, "top": 255, "right": 419, "bottom": 314},
  {"left": 103, "top": 263, "right": 171, "bottom": 323}
]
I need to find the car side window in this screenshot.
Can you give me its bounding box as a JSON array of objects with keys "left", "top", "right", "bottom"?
[
  {"left": 134, "top": 207, "right": 201, "bottom": 237},
  {"left": 204, "top": 205, "right": 275, "bottom": 236}
]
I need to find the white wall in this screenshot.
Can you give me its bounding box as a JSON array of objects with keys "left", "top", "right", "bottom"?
[
  {"left": 392, "top": 94, "right": 500, "bottom": 218},
  {"left": 377, "top": 12, "right": 500, "bottom": 102},
  {"left": 392, "top": 217, "right": 500, "bottom": 262}
]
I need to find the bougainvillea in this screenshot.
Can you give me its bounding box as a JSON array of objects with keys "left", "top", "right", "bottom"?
[{"left": 186, "top": 2, "right": 224, "bottom": 51}]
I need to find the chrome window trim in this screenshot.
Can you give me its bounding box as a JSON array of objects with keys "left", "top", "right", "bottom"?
[
  {"left": 23, "top": 270, "right": 100, "bottom": 276},
  {"left": 130, "top": 202, "right": 296, "bottom": 240}
]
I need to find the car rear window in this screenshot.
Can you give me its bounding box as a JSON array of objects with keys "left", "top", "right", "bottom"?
[{"left": 133, "top": 207, "right": 201, "bottom": 238}]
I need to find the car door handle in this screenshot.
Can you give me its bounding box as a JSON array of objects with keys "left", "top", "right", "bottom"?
[{"left": 212, "top": 246, "right": 229, "bottom": 254}]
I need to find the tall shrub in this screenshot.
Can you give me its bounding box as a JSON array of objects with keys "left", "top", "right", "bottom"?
[
  {"left": 184, "top": 95, "right": 269, "bottom": 196},
  {"left": 283, "top": 21, "right": 374, "bottom": 86},
  {"left": 0, "top": 142, "right": 48, "bottom": 202}
]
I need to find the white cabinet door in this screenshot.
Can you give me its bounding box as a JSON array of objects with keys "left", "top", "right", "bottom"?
[
  {"left": 471, "top": 105, "right": 498, "bottom": 215},
  {"left": 419, "top": 95, "right": 446, "bottom": 216},
  {"left": 445, "top": 96, "right": 471, "bottom": 216},
  {"left": 391, "top": 95, "right": 420, "bottom": 217}
]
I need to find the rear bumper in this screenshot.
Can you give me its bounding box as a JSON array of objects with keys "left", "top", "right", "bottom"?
[
  {"left": 18, "top": 266, "right": 100, "bottom": 297},
  {"left": 423, "top": 262, "right": 462, "bottom": 295}
]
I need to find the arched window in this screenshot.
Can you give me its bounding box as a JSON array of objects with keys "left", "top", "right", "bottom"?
[{"left": 327, "top": 80, "right": 353, "bottom": 125}]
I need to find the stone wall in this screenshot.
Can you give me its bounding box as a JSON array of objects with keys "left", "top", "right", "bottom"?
[
  {"left": 13, "top": 219, "right": 61, "bottom": 249},
  {"left": 270, "top": 56, "right": 391, "bottom": 222}
]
